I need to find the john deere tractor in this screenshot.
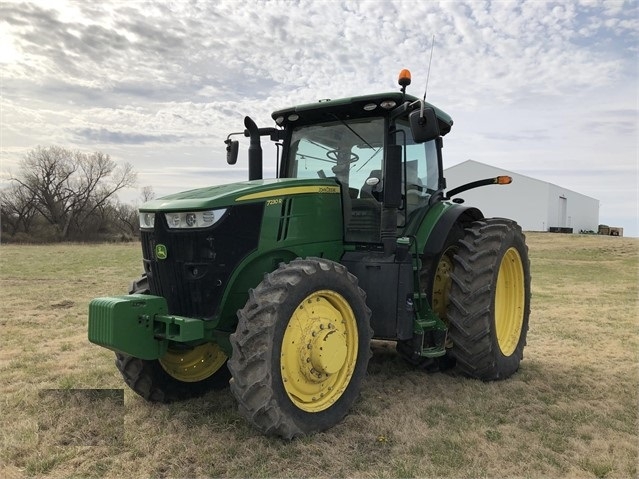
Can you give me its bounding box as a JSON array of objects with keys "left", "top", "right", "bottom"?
[{"left": 88, "top": 69, "right": 530, "bottom": 439}]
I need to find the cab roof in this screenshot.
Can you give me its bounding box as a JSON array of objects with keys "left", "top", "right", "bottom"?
[{"left": 271, "top": 91, "right": 453, "bottom": 136}]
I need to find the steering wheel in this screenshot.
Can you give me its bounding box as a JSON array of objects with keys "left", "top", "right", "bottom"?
[{"left": 326, "top": 149, "right": 359, "bottom": 163}]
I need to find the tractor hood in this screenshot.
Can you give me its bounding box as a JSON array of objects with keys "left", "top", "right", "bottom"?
[{"left": 139, "top": 178, "right": 341, "bottom": 212}]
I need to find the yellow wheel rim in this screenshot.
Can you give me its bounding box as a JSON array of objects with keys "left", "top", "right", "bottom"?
[
  {"left": 495, "top": 247, "right": 525, "bottom": 356},
  {"left": 281, "top": 290, "right": 358, "bottom": 413},
  {"left": 159, "top": 343, "right": 227, "bottom": 383},
  {"left": 431, "top": 249, "right": 455, "bottom": 320}
]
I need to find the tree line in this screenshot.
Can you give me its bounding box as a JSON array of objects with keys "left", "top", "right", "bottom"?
[{"left": 1, "top": 146, "right": 155, "bottom": 243}]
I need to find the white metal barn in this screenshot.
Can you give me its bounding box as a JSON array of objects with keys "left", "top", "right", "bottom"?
[{"left": 444, "top": 160, "right": 600, "bottom": 233}]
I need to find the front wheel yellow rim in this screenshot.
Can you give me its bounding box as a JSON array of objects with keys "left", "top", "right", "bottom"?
[
  {"left": 281, "top": 290, "right": 358, "bottom": 413},
  {"left": 159, "top": 343, "right": 227, "bottom": 382},
  {"left": 494, "top": 247, "right": 526, "bottom": 356}
]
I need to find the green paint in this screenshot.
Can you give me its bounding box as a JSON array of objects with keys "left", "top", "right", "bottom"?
[
  {"left": 88, "top": 294, "right": 215, "bottom": 360},
  {"left": 88, "top": 295, "right": 170, "bottom": 360},
  {"left": 139, "top": 178, "right": 343, "bottom": 212}
]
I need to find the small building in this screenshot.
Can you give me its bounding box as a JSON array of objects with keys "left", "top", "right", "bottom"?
[
  {"left": 598, "top": 225, "right": 624, "bottom": 237},
  {"left": 444, "top": 160, "right": 600, "bottom": 233}
]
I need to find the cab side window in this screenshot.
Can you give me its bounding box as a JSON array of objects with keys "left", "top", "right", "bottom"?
[{"left": 396, "top": 120, "right": 438, "bottom": 217}]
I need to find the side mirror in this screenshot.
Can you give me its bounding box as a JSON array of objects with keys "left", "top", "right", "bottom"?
[
  {"left": 409, "top": 107, "right": 440, "bottom": 143},
  {"left": 225, "top": 139, "right": 239, "bottom": 165}
]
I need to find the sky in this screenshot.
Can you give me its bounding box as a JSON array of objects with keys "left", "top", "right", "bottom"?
[{"left": 1, "top": 0, "right": 637, "bottom": 235}]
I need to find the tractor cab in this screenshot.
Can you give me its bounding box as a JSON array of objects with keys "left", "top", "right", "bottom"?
[
  {"left": 276, "top": 93, "right": 448, "bottom": 244},
  {"left": 227, "top": 77, "right": 453, "bottom": 252}
]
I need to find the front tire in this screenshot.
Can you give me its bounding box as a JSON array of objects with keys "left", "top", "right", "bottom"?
[
  {"left": 114, "top": 275, "right": 230, "bottom": 402},
  {"left": 228, "top": 258, "right": 372, "bottom": 439},
  {"left": 447, "top": 218, "right": 531, "bottom": 380}
]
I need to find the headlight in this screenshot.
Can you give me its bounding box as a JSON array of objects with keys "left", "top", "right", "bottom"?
[
  {"left": 139, "top": 212, "right": 155, "bottom": 229},
  {"left": 163, "top": 208, "right": 228, "bottom": 229}
]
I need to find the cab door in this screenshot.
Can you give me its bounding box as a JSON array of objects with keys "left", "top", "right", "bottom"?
[{"left": 286, "top": 117, "right": 387, "bottom": 244}]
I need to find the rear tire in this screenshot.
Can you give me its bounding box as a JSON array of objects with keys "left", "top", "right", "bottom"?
[
  {"left": 228, "top": 258, "right": 372, "bottom": 439},
  {"left": 447, "top": 219, "right": 531, "bottom": 380},
  {"left": 114, "top": 274, "right": 230, "bottom": 402}
]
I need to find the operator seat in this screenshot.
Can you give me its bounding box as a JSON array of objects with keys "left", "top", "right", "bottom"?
[
  {"left": 405, "top": 178, "right": 429, "bottom": 214},
  {"left": 359, "top": 169, "right": 383, "bottom": 201},
  {"left": 345, "top": 170, "right": 382, "bottom": 242}
]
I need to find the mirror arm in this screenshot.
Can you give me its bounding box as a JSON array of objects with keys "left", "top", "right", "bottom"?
[{"left": 390, "top": 100, "right": 424, "bottom": 120}]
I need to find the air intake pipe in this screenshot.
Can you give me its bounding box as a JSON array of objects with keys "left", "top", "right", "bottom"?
[{"left": 244, "top": 116, "right": 263, "bottom": 181}]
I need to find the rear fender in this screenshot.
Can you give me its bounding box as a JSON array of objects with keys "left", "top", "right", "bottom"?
[{"left": 414, "top": 203, "right": 483, "bottom": 257}]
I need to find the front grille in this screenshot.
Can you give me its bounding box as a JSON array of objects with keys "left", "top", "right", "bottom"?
[{"left": 140, "top": 203, "right": 264, "bottom": 319}]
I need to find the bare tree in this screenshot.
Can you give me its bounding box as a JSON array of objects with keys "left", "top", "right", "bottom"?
[
  {"left": 140, "top": 185, "right": 155, "bottom": 203},
  {"left": 113, "top": 202, "right": 139, "bottom": 237},
  {"left": 12, "top": 146, "right": 136, "bottom": 240},
  {"left": 0, "top": 183, "right": 39, "bottom": 236}
]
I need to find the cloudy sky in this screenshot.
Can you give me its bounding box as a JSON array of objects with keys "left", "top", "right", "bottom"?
[{"left": 1, "top": 0, "right": 637, "bottom": 235}]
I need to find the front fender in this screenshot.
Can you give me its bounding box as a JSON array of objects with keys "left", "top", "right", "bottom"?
[{"left": 213, "top": 241, "right": 344, "bottom": 355}]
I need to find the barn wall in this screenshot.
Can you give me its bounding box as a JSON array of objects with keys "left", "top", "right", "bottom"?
[
  {"left": 444, "top": 160, "right": 599, "bottom": 232},
  {"left": 546, "top": 184, "right": 600, "bottom": 233}
]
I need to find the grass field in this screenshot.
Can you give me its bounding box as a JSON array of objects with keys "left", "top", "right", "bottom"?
[{"left": 0, "top": 233, "right": 637, "bottom": 478}]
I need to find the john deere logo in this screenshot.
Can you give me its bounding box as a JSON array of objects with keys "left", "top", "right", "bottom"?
[{"left": 155, "top": 244, "right": 168, "bottom": 260}]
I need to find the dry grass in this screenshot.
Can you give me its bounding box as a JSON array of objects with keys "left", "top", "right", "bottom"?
[{"left": 0, "top": 234, "right": 637, "bottom": 478}]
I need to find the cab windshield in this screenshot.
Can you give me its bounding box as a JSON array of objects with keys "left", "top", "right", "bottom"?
[
  {"left": 287, "top": 117, "right": 385, "bottom": 194},
  {"left": 286, "top": 115, "right": 439, "bottom": 242}
]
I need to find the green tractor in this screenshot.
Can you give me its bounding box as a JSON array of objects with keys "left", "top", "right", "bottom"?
[{"left": 88, "top": 69, "right": 530, "bottom": 439}]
